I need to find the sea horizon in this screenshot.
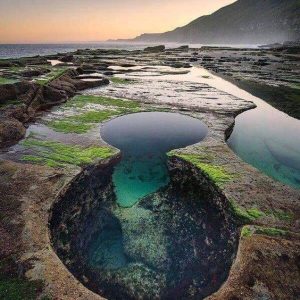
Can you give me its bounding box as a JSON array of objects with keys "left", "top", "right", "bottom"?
[{"left": 0, "top": 42, "right": 260, "bottom": 59}]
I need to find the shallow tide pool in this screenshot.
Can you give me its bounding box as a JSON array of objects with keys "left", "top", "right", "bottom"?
[
  {"left": 167, "top": 68, "right": 300, "bottom": 189},
  {"left": 123, "top": 67, "right": 300, "bottom": 189}
]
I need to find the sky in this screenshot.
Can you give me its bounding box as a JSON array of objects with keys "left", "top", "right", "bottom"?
[{"left": 0, "top": 0, "right": 236, "bottom": 43}]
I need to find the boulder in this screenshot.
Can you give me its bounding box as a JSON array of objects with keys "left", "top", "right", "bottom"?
[
  {"left": 103, "top": 71, "right": 114, "bottom": 76},
  {"left": 60, "top": 55, "right": 74, "bottom": 63},
  {"left": 0, "top": 118, "right": 26, "bottom": 148},
  {"left": 0, "top": 105, "right": 28, "bottom": 123},
  {"left": 144, "top": 45, "right": 165, "bottom": 52},
  {"left": 0, "top": 81, "right": 35, "bottom": 103},
  {"left": 74, "top": 78, "right": 110, "bottom": 90},
  {"left": 0, "top": 61, "right": 14, "bottom": 68},
  {"left": 0, "top": 84, "right": 17, "bottom": 103},
  {"left": 26, "top": 85, "right": 68, "bottom": 111},
  {"left": 21, "top": 68, "right": 50, "bottom": 78},
  {"left": 42, "top": 85, "right": 68, "bottom": 105},
  {"left": 80, "top": 64, "right": 98, "bottom": 72}
]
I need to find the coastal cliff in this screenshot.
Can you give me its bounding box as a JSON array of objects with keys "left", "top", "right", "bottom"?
[{"left": 133, "top": 0, "right": 300, "bottom": 44}]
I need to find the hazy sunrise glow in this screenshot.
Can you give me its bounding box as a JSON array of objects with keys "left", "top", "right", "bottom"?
[{"left": 0, "top": 0, "right": 236, "bottom": 43}]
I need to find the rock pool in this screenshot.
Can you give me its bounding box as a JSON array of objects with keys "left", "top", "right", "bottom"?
[
  {"left": 50, "top": 112, "right": 239, "bottom": 300},
  {"left": 101, "top": 112, "right": 208, "bottom": 207}
]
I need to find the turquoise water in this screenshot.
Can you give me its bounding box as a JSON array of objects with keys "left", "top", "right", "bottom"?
[
  {"left": 227, "top": 98, "right": 300, "bottom": 189},
  {"left": 88, "top": 212, "right": 128, "bottom": 270},
  {"left": 101, "top": 112, "right": 208, "bottom": 207}
]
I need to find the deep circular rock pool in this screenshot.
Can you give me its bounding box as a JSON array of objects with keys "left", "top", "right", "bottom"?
[
  {"left": 101, "top": 112, "right": 208, "bottom": 207},
  {"left": 50, "top": 112, "right": 239, "bottom": 300}
]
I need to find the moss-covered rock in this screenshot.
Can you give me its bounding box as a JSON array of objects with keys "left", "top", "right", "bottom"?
[
  {"left": 168, "top": 152, "right": 234, "bottom": 186},
  {"left": 21, "top": 138, "right": 116, "bottom": 167}
]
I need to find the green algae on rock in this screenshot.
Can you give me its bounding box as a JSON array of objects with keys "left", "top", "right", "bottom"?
[
  {"left": 241, "top": 226, "right": 252, "bottom": 238},
  {"left": 0, "top": 278, "right": 44, "bottom": 300},
  {"left": 0, "top": 77, "right": 19, "bottom": 85},
  {"left": 269, "top": 209, "right": 294, "bottom": 221},
  {"left": 168, "top": 152, "right": 233, "bottom": 186},
  {"left": 47, "top": 120, "right": 93, "bottom": 134},
  {"left": 241, "top": 225, "right": 287, "bottom": 238},
  {"left": 65, "top": 95, "right": 140, "bottom": 109},
  {"left": 47, "top": 95, "right": 141, "bottom": 134},
  {"left": 48, "top": 110, "right": 122, "bottom": 134},
  {"left": 21, "top": 138, "right": 116, "bottom": 167},
  {"left": 34, "top": 68, "right": 67, "bottom": 85},
  {"left": 228, "top": 199, "right": 265, "bottom": 223}
]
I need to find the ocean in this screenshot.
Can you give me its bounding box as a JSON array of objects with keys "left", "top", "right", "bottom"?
[
  {"left": 0, "top": 42, "right": 259, "bottom": 59},
  {"left": 0, "top": 42, "right": 152, "bottom": 59}
]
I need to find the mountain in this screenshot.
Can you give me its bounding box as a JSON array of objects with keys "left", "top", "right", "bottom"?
[{"left": 133, "top": 0, "right": 300, "bottom": 45}]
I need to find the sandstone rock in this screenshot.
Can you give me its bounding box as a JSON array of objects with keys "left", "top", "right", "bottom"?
[
  {"left": 0, "top": 67, "right": 109, "bottom": 149},
  {"left": 74, "top": 78, "right": 110, "bottom": 90},
  {"left": 0, "top": 118, "right": 26, "bottom": 147},
  {"left": 103, "top": 71, "right": 114, "bottom": 76},
  {"left": 0, "top": 81, "right": 36, "bottom": 103},
  {"left": 0, "top": 105, "right": 28, "bottom": 122},
  {"left": 170, "top": 62, "right": 192, "bottom": 68},
  {"left": 144, "top": 45, "right": 165, "bottom": 52},
  {"left": 80, "top": 64, "right": 98, "bottom": 72},
  {"left": 48, "top": 80, "right": 76, "bottom": 97},
  {"left": 60, "top": 55, "right": 74, "bottom": 63},
  {"left": 21, "top": 68, "right": 50, "bottom": 78},
  {"left": 27, "top": 85, "right": 68, "bottom": 111},
  {"left": 0, "top": 84, "right": 17, "bottom": 102},
  {"left": 42, "top": 85, "right": 68, "bottom": 106},
  {"left": 0, "top": 61, "right": 14, "bottom": 68}
]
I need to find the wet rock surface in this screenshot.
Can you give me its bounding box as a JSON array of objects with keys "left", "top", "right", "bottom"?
[
  {"left": 0, "top": 46, "right": 299, "bottom": 300},
  {"left": 195, "top": 46, "right": 300, "bottom": 119}
]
